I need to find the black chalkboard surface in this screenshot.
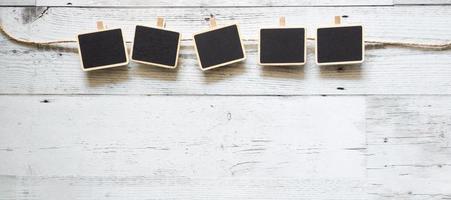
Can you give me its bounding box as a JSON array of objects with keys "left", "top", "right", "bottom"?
[
  {"left": 131, "top": 25, "right": 181, "bottom": 68},
  {"left": 193, "top": 24, "right": 246, "bottom": 70},
  {"left": 77, "top": 28, "right": 128, "bottom": 71},
  {"left": 316, "top": 25, "right": 364, "bottom": 65},
  {"left": 259, "top": 28, "right": 306, "bottom": 65}
]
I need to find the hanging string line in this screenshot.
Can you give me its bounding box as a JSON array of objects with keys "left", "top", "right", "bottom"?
[{"left": 1, "top": 24, "right": 451, "bottom": 50}]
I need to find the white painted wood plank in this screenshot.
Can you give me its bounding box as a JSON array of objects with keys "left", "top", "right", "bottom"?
[
  {"left": 395, "top": 0, "right": 451, "bottom": 4},
  {"left": 2, "top": 38, "right": 451, "bottom": 95},
  {"left": 0, "top": 95, "right": 368, "bottom": 199},
  {"left": 366, "top": 96, "right": 451, "bottom": 199},
  {"left": 0, "top": 0, "right": 35, "bottom": 6},
  {"left": 1, "top": 95, "right": 451, "bottom": 199},
  {"left": 367, "top": 96, "right": 451, "bottom": 179},
  {"left": 2, "top": 6, "right": 450, "bottom": 43},
  {"left": 0, "top": 176, "right": 369, "bottom": 200},
  {"left": 35, "top": 0, "right": 393, "bottom": 7},
  {"left": 0, "top": 96, "right": 366, "bottom": 177},
  {"left": 1, "top": 6, "right": 451, "bottom": 95},
  {"left": 1, "top": 176, "right": 448, "bottom": 200}
]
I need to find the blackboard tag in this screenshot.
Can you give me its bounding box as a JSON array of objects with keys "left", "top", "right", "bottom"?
[
  {"left": 131, "top": 18, "right": 181, "bottom": 69},
  {"left": 77, "top": 21, "right": 129, "bottom": 71},
  {"left": 315, "top": 16, "right": 365, "bottom": 65},
  {"left": 258, "top": 17, "right": 306, "bottom": 66},
  {"left": 193, "top": 18, "right": 246, "bottom": 71}
]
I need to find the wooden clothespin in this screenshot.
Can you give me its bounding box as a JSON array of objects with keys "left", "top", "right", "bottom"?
[
  {"left": 96, "top": 21, "right": 105, "bottom": 30},
  {"left": 209, "top": 17, "right": 217, "bottom": 29},
  {"left": 334, "top": 16, "right": 342, "bottom": 25},
  {"left": 156, "top": 17, "right": 166, "bottom": 28},
  {"left": 279, "top": 16, "right": 286, "bottom": 27}
]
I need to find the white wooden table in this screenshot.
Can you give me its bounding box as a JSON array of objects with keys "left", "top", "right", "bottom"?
[{"left": 1, "top": 1, "right": 451, "bottom": 199}]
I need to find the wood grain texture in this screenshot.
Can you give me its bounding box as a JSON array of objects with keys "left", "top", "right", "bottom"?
[
  {"left": 0, "top": 95, "right": 367, "bottom": 199},
  {"left": 35, "top": 0, "right": 393, "bottom": 7},
  {"left": 33, "top": 0, "right": 451, "bottom": 7},
  {"left": 0, "top": 0, "right": 35, "bottom": 6},
  {"left": 1, "top": 2, "right": 451, "bottom": 200},
  {"left": 395, "top": 0, "right": 451, "bottom": 4},
  {"left": 0, "top": 95, "right": 450, "bottom": 199},
  {"left": 0, "top": 176, "right": 369, "bottom": 200},
  {"left": 2, "top": 6, "right": 451, "bottom": 43},
  {"left": 34, "top": 0, "right": 451, "bottom": 7},
  {"left": 0, "top": 96, "right": 366, "bottom": 177},
  {"left": 366, "top": 96, "right": 451, "bottom": 199},
  {"left": 1, "top": 6, "right": 451, "bottom": 95}
]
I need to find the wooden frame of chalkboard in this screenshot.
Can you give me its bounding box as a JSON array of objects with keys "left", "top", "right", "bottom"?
[
  {"left": 130, "top": 25, "right": 181, "bottom": 69},
  {"left": 258, "top": 27, "right": 307, "bottom": 66},
  {"left": 76, "top": 28, "right": 129, "bottom": 72},
  {"left": 315, "top": 24, "right": 365, "bottom": 66},
  {"left": 193, "top": 24, "right": 247, "bottom": 71}
]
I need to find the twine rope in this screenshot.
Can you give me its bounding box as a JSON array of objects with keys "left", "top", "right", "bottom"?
[{"left": 2, "top": 24, "right": 451, "bottom": 50}]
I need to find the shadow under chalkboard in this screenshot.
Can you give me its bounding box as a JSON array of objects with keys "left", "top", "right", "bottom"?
[
  {"left": 135, "top": 63, "right": 180, "bottom": 82},
  {"left": 260, "top": 65, "right": 305, "bottom": 80},
  {"left": 202, "top": 62, "right": 246, "bottom": 84},
  {"left": 319, "top": 64, "right": 362, "bottom": 80},
  {"left": 86, "top": 66, "right": 129, "bottom": 87}
]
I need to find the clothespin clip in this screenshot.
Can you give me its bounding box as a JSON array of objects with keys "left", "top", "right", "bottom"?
[
  {"left": 279, "top": 16, "right": 286, "bottom": 27},
  {"left": 96, "top": 21, "right": 105, "bottom": 30},
  {"left": 209, "top": 16, "right": 217, "bottom": 29},
  {"left": 156, "top": 17, "right": 166, "bottom": 28},
  {"left": 334, "top": 16, "right": 342, "bottom": 25}
]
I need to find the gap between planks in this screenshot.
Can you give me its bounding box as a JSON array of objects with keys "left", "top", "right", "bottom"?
[
  {"left": 3, "top": 94, "right": 451, "bottom": 97},
  {"left": 4, "top": 0, "right": 451, "bottom": 8}
]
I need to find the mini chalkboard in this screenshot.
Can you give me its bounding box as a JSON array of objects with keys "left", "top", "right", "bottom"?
[
  {"left": 316, "top": 25, "right": 364, "bottom": 65},
  {"left": 131, "top": 20, "right": 181, "bottom": 68},
  {"left": 259, "top": 27, "right": 306, "bottom": 66},
  {"left": 77, "top": 23, "right": 128, "bottom": 71},
  {"left": 193, "top": 22, "right": 246, "bottom": 71}
]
